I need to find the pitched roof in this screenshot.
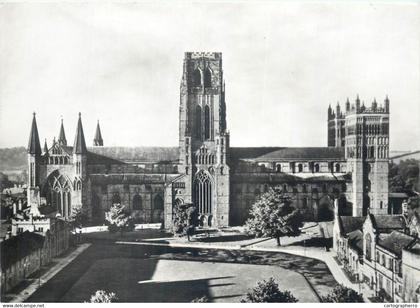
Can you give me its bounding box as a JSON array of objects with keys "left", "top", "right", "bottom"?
[
  {"left": 1, "top": 231, "right": 45, "bottom": 270},
  {"left": 347, "top": 229, "right": 363, "bottom": 254},
  {"left": 87, "top": 146, "right": 179, "bottom": 163},
  {"left": 89, "top": 173, "right": 177, "bottom": 184},
  {"left": 377, "top": 231, "right": 415, "bottom": 256},
  {"left": 339, "top": 216, "right": 366, "bottom": 234},
  {"left": 230, "top": 147, "right": 345, "bottom": 162},
  {"left": 73, "top": 113, "right": 87, "bottom": 154},
  {"left": 58, "top": 119, "right": 67, "bottom": 145},
  {"left": 405, "top": 242, "right": 420, "bottom": 255},
  {"left": 28, "top": 113, "right": 41, "bottom": 155},
  {"left": 370, "top": 214, "right": 406, "bottom": 230}
]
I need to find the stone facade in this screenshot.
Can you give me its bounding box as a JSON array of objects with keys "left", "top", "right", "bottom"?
[
  {"left": 333, "top": 207, "right": 420, "bottom": 303},
  {"left": 1, "top": 217, "right": 70, "bottom": 293},
  {"left": 26, "top": 52, "right": 391, "bottom": 228}
]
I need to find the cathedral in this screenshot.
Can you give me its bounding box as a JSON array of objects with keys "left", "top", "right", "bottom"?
[{"left": 26, "top": 52, "right": 391, "bottom": 228}]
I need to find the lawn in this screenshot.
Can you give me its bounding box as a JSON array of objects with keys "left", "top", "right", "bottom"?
[{"left": 60, "top": 258, "right": 319, "bottom": 303}]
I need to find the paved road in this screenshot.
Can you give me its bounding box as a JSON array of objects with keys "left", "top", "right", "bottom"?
[{"left": 26, "top": 241, "right": 337, "bottom": 302}]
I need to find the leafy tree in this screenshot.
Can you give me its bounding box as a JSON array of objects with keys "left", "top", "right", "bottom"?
[
  {"left": 191, "top": 296, "right": 209, "bottom": 303},
  {"left": 69, "top": 205, "right": 89, "bottom": 231},
  {"left": 105, "top": 203, "right": 134, "bottom": 235},
  {"left": 321, "top": 284, "right": 364, "bottom": 303},
  {"left": 172, "top": 203, "right": 198, "bottom": 241},
  {"left": 389, "top": 159, "right": 420, "bottom": 192},
  {"left": 241, "top": 277, "right": 298, "bottom": 303},
  {"left": 0, "top": 172, "right": 12, "bottom": 190},
  {"left": 89, "top": 290, "right": 118, "bottom": 303},
  {"left": 245, "top": 187, "right": 303, "bottom": 246}
]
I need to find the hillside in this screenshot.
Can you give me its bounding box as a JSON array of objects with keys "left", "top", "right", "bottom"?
[{"left": 0, "top": 147, "right": 27, "bottom": 172}]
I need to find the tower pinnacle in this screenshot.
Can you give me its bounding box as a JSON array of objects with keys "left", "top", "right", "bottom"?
[
  {"left": 58, "top": 118, "right": 67, "bottom": 146},
  {"left": 93, "top": 120, "right": 104, "bottom": 146},
  {"left": 28, "top": 113, "right": 41, "bottom": 155},
  {"left": 73, "top": 113, "right": 87, "bottom": 154}
]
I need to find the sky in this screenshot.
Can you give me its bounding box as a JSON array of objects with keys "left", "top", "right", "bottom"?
[{"left": 0, "top": 1, "right": 419, "bottom": 151}]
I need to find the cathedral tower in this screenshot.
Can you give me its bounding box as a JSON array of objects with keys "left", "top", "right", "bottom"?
[
  {"left": 178, "top": 52, "right": 230, "bottom": 227},
  {"left": 344, "top": 96, "right": 390, "bottom": 216}
]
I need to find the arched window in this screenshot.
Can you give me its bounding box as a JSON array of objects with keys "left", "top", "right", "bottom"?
[
  {"left": 276, "top": 164, "right": 281, "bottom": 172},
  {"left": 204, "top": 105, "right": 210, "bottom": 140},
  {"left": 335, "top": 163, "right": 341, "bottom": 173},
  {"left": 192, "top": 69, "right": 202, "bottom": 87},
  {"left": 195, "top": 105, "right": 202, "bottom": 139},
  {"left": 153, "top": 194, "right": 164, "bottom": 210},
  {"left": 365, "top": 234, "right": 372, "bottom": 261},
  {"left": 193, "top": 170, "right": 212, "bottom": 215},
  {"left": 204, "top": 68, "right": 212, "bottom": 88},
  {"left": 314, "top": 163, "right": 320, "bottom": 173},
  {"left": 112, "top": 192, "right": 121, "bottom": 205},
  {"left": 133, "top": 194, "right": 142, "bottom": 210},
  {"left": 290, "top": 162, "right": 296, "bottom": 173},
  {"left": 44, "top": 172, "right": 72, "bottom": 219},
  {"left": 298, "top": 164, "right": 303, "bottom": 173},
  {"left": 283, "top": 184, "right": 287, "bottom": 192}
]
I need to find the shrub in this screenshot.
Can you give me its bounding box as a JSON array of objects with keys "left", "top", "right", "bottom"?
[
  {"left": 89, "top": 290, "right": 118, "bottom": 303},
  {"left": 321, "top": 284, "right": 364, "bottom": 303},
  {"left": 241, "top": 277, "right": 298, "bottom": 303}
]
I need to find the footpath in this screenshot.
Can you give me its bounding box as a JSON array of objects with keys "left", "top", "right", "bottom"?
[
  {"left": 117, "top": 231, "right": 374, "bottom": 303},
  {"left": 6, "top": 243, "right": 91, "bottom": 303}
]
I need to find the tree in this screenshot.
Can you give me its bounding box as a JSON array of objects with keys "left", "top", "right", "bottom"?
[
  {"left": 69, "top": 205, "right": 88, "bottom": 231},
  {"left": 172, "top": 202, "right": 198, "bottom": 241},
  {"left": 321, "top": 284, "right": 364, "bottom": 303},
  {"left": 105, "top": 203, "right": 134, "bottom": 235},
  {"left": 241, "top": 277, "right": 298, "bottom": 303},
  {"left": 245, "top": 187, "right": 304, "bottom": 246},
  {"left": 191, "top": 296, "right": 209, "bottom": 303},
  {"left": 89, "top": 290, "right": 118, "bottom": 303},
  {"left": 389, "top": 159, "right": 420, "bottom": 192}
]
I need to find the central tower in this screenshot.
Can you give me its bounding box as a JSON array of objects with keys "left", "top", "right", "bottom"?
[{"left": 178, "top": 52, "right": 230, "bottom": 227}]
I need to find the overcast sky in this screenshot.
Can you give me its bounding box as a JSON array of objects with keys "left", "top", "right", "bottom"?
[{"left": 0, "top": 1, "right": 419, "bottom": 151}]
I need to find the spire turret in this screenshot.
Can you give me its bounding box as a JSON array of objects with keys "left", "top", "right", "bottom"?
[
  {"left": 93, "top": 120, "right": 104, "bottom": 146},
  {"left": 345, "top": 98, "right": 350, "bottom": 112},
  {"left": 355, "top": 94, "right": 361, "bottom": 112},
  {"left": 384, "top": 95, "right": 390, "bottom": 113},
  {"left": 43, "top": 139, "right": 49, "bottom": 154},
  {"left": 73, "top": 113, "right": 87, "bottom": 154},
  {"left": 28, "top": 113, "right": 41, "bottom": 155},
  {"left": 336, "top": 102, "right": 341, "bottom": 116},
  {"left": 372, "top": 98, "right": 377, "bottom": 111},
  {"left": 328, "top": 104, "right": 333, "bottom": 120},
  {"left": 58, "top": 118, "right": 67, "bottom": 146}
]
